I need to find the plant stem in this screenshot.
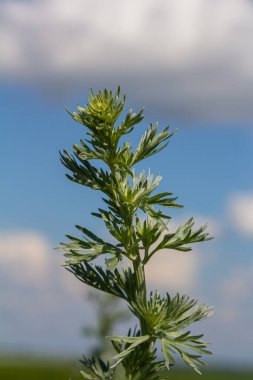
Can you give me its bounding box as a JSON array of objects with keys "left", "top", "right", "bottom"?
[{"left": 133, "top": 258, "right": 148, "bottom": 335}]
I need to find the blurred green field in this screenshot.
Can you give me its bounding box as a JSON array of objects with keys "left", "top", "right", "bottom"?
[
  {"left": 0, "top": 357, "right": 252, "bottom": 380},
  {"left": 0, "top": 357, "right": 77, "bottom": 380},
  {"left": 163, "top": 371, "right": 253, "bottom": 379}
]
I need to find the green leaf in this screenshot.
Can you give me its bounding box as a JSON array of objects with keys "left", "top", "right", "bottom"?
[
  {"left": 75, "top": 225, "right": 105, "bottom": 244},
  {"left": 161, "top": 338, "right": 176, "bottom": 369},
  {"left": 105, "top": 255, "right": 120, "bottom": 270},
  {"left": 150, "top": 218, "right": 212, "bottom": 256},
  {"left": 131, "top": 125, "right": 175, "bottom": 165},
  {"left": 146, "top": 192, "right": 182, "bottom": 209},
  {"left": 107, "top": 335, "right": 150, "bottom": 363}
]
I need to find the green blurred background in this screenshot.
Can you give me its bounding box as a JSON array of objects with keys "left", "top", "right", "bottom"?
[{"left": 1, "top": 357, "right": 252, "bottom": 380}]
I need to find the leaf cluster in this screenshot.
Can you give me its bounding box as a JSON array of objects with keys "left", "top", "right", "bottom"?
[
  {"left": 79, "top": 356, "right": 113, "bottom": 380},
  {"left": 108, "top": 328, "right": 163, "bottom": 380},
  {"left": 68, "top": 263, "right": 139, "bottom": 303},
  {"left": 58, "top": 225, "right": 123, "bottom": 267},
  {"left": 131, "top": 292, "right": 213, "bottom": 374}
]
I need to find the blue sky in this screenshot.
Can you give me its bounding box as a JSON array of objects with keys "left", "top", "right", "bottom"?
[
  {"left": 2, "top": 84, "right": 252, "bottom": 238},
  {"left": 1, "top": 0, "right": 253, "bottom": 367}
]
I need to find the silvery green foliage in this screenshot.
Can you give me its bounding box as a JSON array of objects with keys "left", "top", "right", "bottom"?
[{"left": 58, "top": 88, "right": 213, "bottom": 379}]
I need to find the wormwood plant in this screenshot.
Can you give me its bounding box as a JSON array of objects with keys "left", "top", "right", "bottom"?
[{"left": 58, "top": 88, "right": 213, "bottom": 379}]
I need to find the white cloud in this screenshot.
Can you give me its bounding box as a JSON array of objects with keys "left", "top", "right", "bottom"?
[
  {"left": 0, "top": 229, "right": 87, "bottom": 294},
  {"left": 228, "top": 192, "right": 253, "bottom": 236},
  {"left": 0, "top": 230, "right": 50, "bottom": 284},
  {"left": 145, "top": 249, "right": 199, "bottom": 293},
  {"left": 1, "top": 0, "right": 253, "bottom": 122},
  {"left": 0, "top": 230, "right": 71, "bottom": 317},
  {"left": 0, "top": 230, "right": 92, "bottom": 352}
]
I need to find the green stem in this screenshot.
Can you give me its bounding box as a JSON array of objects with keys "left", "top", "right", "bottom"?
[
  {"left": 133, "top": 258, "right": 148, "bottom": 335},
  {"left": 132, "top": 256, "right": 156, "bottom": 378}
]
